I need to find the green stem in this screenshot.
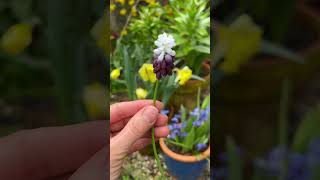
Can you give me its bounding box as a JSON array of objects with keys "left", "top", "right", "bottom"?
[
  {"left": 152, "top": 80, "right": 165, "bottom": 178},
  {"left": 165, "top": 139, "right": 191, "bottom": 149}
]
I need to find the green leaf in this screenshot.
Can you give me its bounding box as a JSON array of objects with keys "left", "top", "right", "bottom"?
[
  {"left": 199, "top": 36, "right": 210, "bottom": 46},
  {"left": 194, "top": 45, "right": 210, "bottom": 54},
  {"left": 260, "top": 40, "right": 304, "bottom": 64},
  {"left": 183, "top": 127, "right": 195, "bottom": 152},
  {"left": 123, "top": 45, "right": 136, "bottom": 100},
  {"left": 201, "top": 95, "right": 210, "bottom": 109},
  {"left": 227, "top": 137, "right": 242, "bottom": 180},
  {"left": 292, "top": 105, "right": 320, "bottom": 152}
]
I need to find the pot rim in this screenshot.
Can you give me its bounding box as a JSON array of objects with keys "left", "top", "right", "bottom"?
[{"left": 159, "top": 138, "right": 210, "bottom": 163}]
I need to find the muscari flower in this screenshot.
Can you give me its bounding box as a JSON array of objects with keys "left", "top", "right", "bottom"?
[
  {"left": 136, "top": 88, "right": 148, "bottom": 99},
  {"left": 160, "top": 109, "right": 169, "bottom": 115},
  {"left": 110, "top": 68, "right": 121, "bottom": 80},
  {"left": 153, "top": 33, "right": 176, "bottom": 79},
  {"left": 196, "top": 143, "right": 207, "bottom": 151}
]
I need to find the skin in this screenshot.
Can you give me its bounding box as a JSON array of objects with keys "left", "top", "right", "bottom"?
[
  {"left": 110, "top": 100, "right": 169, "bottom": 180},
  {"left": 0, "top": 100, "right": 169, "bottom": 180}
]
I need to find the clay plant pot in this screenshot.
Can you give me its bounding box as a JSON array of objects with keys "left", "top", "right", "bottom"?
[
  {"left": 169, "top": 61, "right": 211, "bottom": 110},
  {"left": 159, "top": 138, "right": 210, "bottom": 179}
]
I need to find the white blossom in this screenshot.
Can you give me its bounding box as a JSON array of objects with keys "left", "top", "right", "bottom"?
[{"left": 153, "top": 32, "right": 176, "bottom": 61}]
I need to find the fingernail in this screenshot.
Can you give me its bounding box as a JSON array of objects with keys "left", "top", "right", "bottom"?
[{"left": 143, "top": 106, "right": 158, "bottom": 123}]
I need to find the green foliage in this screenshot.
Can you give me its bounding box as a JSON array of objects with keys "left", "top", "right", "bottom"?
[
  {"left": 166, "top": 90, "right": 210, "bottom": 154},
  {"left": 227, "top": 137, "right": 242, "bottom": 180},
  {"left": 169, "top": 0, "right": 210, "bottom": 74},
  {"left": 292, "top": 105, "right": 320, "bottom": 152}
]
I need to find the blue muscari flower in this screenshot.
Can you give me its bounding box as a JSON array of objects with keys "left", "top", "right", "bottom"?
[
  {"left": 190, "top": 107, "right": 200, "bottom": 116},
  {"left": 171, "top": 117, "right": 179, "bottom": 123},
  {"left": 288, "top": 153, "right": 310, "bottom": 180},
  {"left": 196, "top": 143, "right": 207, "bottom": 151},
  {"left": 307, "top": 138, "right": 320, "bottom": 167},
  {"left": 174, "top": 114, "right": 181, "bottom": 119},
  {"left": 160, "top": 109, "right": 170, "bottom": 115},
  {"left": 192, "top": 120, "right": 202, "bottom": 127},
  {"left": 180, "top": 132, "right": 188, "bottom": 137}
]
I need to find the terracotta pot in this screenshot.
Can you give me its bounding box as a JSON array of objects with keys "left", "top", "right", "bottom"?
[
  {"left": 169, "top": 62, "right": 211, "bottom": 110},
  {"left": 159, "top": 138, "right": 210, "bottom": 162},
  {"left": 159, "top": 138, "right": 210, "bottom": 179}
]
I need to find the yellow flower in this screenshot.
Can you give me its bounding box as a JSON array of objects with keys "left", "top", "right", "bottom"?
[
  {"left": 110, "top": 68, "right": 121, "bottom": 80},
  {"left": 136, "top": 88, "right": 148, "bottom": 99},
  {"left": 175, "top": 66, "right": 192, "bottom": 85},
  {"left": 110, "top": 3, "right": 116, "bottom": 12},
  {"left": 83, "top": 83, "right": 106, "bottom": 119},
  {"left": 131, "top": 7, "right": 137, "bottom": 16},
  {"left": 119, "top": 8, "right": 127, "bottom": 16},
  {"left": 121, "top": 29, "right": 127, "bottom": 36},
  {"left": 129, "top": 0, "right": 135, "bottom": 6},
  {"left": 139, "top": 64, "right": 157, "bottom": 83},
  {"left": 144, "top": 0, "right": 156, "bottom": 5},
  {"left": 116, "top": 0, "right": 126, "bottom": 5},
  {"left": 1, "top": 23, "right": 32, "bottom": 55}
]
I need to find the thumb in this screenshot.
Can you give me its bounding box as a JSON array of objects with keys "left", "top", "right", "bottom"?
[{"left": 115, "top": 105, "right": 159, "bottom": 150}]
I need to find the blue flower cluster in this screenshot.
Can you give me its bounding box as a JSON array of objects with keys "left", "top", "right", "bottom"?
[
  {"left": 254, "top": 138, "right": 320, "bottom": 180},
  {"left": 190, "top": 106, "right": 210, "bottom": 127},
  {"left": 160, "top": 109, "right": 170, "bottom": 115},
  {"left": 168, "top": 114, "right": 187, "bottom": 139},
  {"left": 196, "top": 143, "right": 207, "bottom": 151}
]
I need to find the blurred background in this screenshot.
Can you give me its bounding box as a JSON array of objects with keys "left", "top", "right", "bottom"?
[
  {"left": 212, "top": 0, "right": 320, "bottom": 179},
  {"left": 0, "top": 0, "right": 108, "bottom": 137}
]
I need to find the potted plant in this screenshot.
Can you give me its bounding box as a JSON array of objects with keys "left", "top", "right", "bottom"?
[
  {"left": 160, "top": 91, "right": 210, "bottom": 179},
  {"left": 167, "top": 0, "right": 211, "bottom": 110}
]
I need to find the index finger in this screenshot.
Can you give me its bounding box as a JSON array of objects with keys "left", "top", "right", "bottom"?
[{"left": 110, "top": 100, "right": 163, "bottom": 124}]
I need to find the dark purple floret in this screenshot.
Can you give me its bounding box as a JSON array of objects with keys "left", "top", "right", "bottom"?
[{"left": 153, "top": 54, "right": 175, "bottom": 80}]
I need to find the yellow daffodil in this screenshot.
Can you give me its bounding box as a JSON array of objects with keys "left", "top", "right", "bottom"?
[
  {"left": 120, "top": 8, "right": 127, "bottom": 16},
  {"left": 175, "top": 66, "right": 192, "bottom": 85},
  {"left": 1, "top": 23, "right": 32, "bottom": 55},
  {"left": 110, "top": 68, "right": 121, "bottom": 80},
  {"left": 83, "top": 83, "right": 106, "bottom": 119},
  {"left": 136, "top": 88, "right": 148, "bottom": 99},
  {"left": 131, "top": 7, "right": 137, "bottom": 16},
  {"left": 110, "top": 3, "right": 116, "bottom": 12},
  {"left": 116, "top": 0, "right": 126, "bottom": 5},
  {"left": 121, "top": 29, "right": 127, "bottom": 36},
  {"left": 139, "top": 63, "right": 157, "bottom": 83},
  {"left": 144, "top": 0, "right": 156, "bottom": 5},
  {"left": 129, "top": 0, "right": 135, "bottom": 6}
]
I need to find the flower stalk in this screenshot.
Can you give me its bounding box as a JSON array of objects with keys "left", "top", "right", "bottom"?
[{"left": 152, "top": 80, "right": 165, "bottom": 178}]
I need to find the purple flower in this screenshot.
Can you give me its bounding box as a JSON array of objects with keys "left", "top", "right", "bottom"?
[
  {"left": 196, "top": 143, "right": 207, "bottom": 151},
  {"left": 160, "top": 109, "right": 169, "bottom": 115},
  {"left": 192, "top": 120, "right": 202, "bottom": 127},
  {"left": 153, "top": 33, "right": 176, "bottom": 80},
  {"left": 190, "top": 107, "right": 200, "bottom": 117}
]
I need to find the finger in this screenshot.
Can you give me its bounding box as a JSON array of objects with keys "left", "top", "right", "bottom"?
[
  {"left": 110, "top": 114, "right": 168, "bottom": 133},
  {"left": 129, "top": 138, "right": 152, "bottom": 153},
  {"left": 113, "top": 106, "right": 159, "bottom": 151},
  {"left": 112, "top": 126, "right": 169, "bottom": 139},
  {"left": 110, "top": 100, "right": 163, "bottom": 124},
  {"left": 68, "top": 147, "right": 107, "bottom": 180},
  {"left": 0, "top": 121, "right": 106, "bottom": 180}
]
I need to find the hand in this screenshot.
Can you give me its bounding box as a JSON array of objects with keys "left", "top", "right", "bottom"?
[
  {"left": 110, "top": 100, "right": 169, "bottom": 180},
  {"left": 0, "top": 121, "right": 107, "bottom": 180}
]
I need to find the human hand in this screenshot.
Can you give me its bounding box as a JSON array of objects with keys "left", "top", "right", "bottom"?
[
  {"left": 0, "top": 121, "right": 107, "bottom": 180},
  {"left": 110, "top": 100, "right": 169, "bottom": 180}
]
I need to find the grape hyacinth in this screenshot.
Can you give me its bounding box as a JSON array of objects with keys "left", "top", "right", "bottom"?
[
  {"left": 152, "top": 33, "right": 176, "bottom": 79},
  {"left": 196, "top": 143, "right": 207, "bottom": 151}
]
